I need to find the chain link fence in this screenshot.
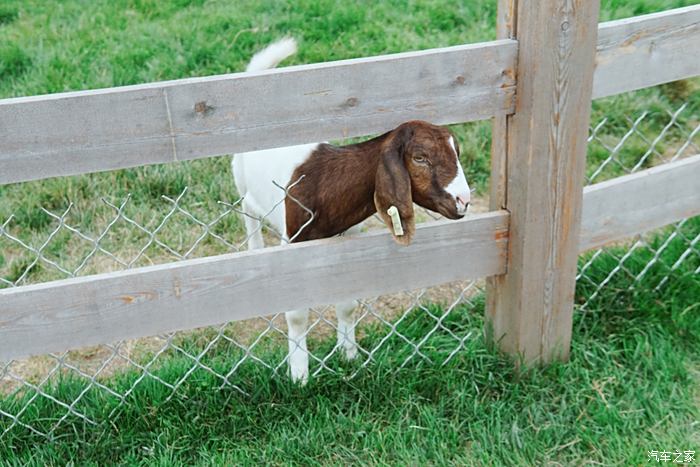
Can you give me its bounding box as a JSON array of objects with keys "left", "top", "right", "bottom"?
[
  {"left": 577, "top": 97, "right": 699, "bottom": 310},
  {"left": 1, "top": 88, "right": 698, "bottom": 440},
  {"left": 0, "top": 170, "right": 482, "bottom": 440}
]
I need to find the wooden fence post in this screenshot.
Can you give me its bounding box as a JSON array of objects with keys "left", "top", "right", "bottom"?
[{"left": 486, "top": 0, "right": 601, "bottom": 363}]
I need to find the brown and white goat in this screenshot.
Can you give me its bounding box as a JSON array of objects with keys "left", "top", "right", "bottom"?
[{"left": 232, "top": 39, "right": 471, "bottom": 382}]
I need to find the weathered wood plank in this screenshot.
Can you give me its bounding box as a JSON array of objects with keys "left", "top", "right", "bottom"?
[
  {"left": 486, "top": 0, "right": 600, "bottom": 363},
  {"left": 593, "top": 5, "right": 700, "bottom": 99},
  {"left": 0, "top": 211, "right": 509, "bottom": 361},
  {"left": 0, "top": 41, "right": 517, "bottom": 185},
  {"left": 580, "top": 154, "right": 700, "bottom": 251}
]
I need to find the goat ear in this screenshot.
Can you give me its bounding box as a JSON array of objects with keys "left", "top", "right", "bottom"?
[{"left": 374, "top": 128, "right": 415, "bottom": 246}]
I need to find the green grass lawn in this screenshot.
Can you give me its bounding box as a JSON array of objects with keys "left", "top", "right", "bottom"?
[{"left": 1, "top": 0, "right": 699, "bottom": 464}]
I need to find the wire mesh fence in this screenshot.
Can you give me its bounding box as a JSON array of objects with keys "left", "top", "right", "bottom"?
[
  {"left": 1, "top": 90, "right": 698, "bottom": 440},
  {"left": 577, "top": 97, "right": 699, "bottom": 311},
  {"left": 0, "top": 173, "right": 483, "bottom": 440}
]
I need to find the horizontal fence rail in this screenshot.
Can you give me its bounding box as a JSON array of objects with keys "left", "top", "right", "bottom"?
[
  {"left": 579, "top": 154, "right": 700, "bottom": 251},
  {"left": 0, "top": 211, "right": 509, "bottom": 360},
  {"left": 593, "top": 5, "right": 700, "bottom": 99},
  {"left": 0, "top": 40, "right": 518, "bottom": 184},
  {"left": 1, "top": 5, "right": 698, "bottom": 185},
  {"left": 3, "top": 147, "right": 699, "bottom": 360}
]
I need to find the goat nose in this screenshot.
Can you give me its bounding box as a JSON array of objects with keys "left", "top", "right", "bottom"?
[{"left": 456, "top": 193, "right": 470, "bottom": 207}]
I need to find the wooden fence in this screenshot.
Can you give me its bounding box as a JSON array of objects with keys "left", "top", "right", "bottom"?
[{"left": 1, "top": 3, "right": 699, "bottom": 364}]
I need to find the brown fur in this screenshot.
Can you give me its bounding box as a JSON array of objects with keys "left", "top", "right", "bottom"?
[{"left": 285, "top": 120, "right": 464, "bottom": 245}]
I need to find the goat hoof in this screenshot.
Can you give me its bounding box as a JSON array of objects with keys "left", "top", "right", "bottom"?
[
  {"left": 289, "top": 368, "right": 309, "bottom": 385},
  {"left": 344, "top": 345, "right": 358, "bottom": 361}
]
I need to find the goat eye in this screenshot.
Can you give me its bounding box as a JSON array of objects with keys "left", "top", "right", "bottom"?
[{"left": 413, "top": 155, "right": 427, "bottom": 164}]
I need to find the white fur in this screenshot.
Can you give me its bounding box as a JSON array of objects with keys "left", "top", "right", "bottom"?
[
  {"left": 233, "top": 39, "right": 359, "bottom": 384},
  {"left": 246, "top": 37, "right": 297, "bottom": 73},
  {"left": 233, "top": 143, "right": 320, "bottom": 243},
  {"left": 233, "top": 145, "right": 361, "bottom": 383},
  {"left": 444, "top": 136, "right": 471, "bottom": 215}
]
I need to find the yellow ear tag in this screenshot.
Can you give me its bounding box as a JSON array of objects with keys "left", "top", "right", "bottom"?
[{"left": 387, "top": 206, "right": 404, "bottom": 236}]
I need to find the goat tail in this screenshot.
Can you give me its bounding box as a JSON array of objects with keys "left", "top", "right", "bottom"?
[{"left": 245, "top": 37, "right": 297, "bottom": 72}]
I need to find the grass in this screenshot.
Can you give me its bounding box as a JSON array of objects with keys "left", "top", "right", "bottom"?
[
  {"left": 0, "top": 0, "right": 699, "bottom": 464},
  {"left": 1, "top": 218, "right": 698, "bottom": 465}
]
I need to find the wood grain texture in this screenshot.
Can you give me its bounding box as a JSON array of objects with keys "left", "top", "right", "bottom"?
[
  {"left": 0, "top": 211, "right": 509, "bottom": 361},
  {"left": 0, "top": 41, "right": 517, "bottom": 185},
  {"left": 580, "top": 154, "right": 700, "bottom": 251},
  {"left": 593, "top": 5, "right": 700, "bottom": 99},
  {"left": 486, "top": 0, "right": 600, "bottom": 363}
]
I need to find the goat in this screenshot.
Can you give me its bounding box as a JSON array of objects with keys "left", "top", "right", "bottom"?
[{"left": 232, "top": 38, "right": 471, "bottom": 383}]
